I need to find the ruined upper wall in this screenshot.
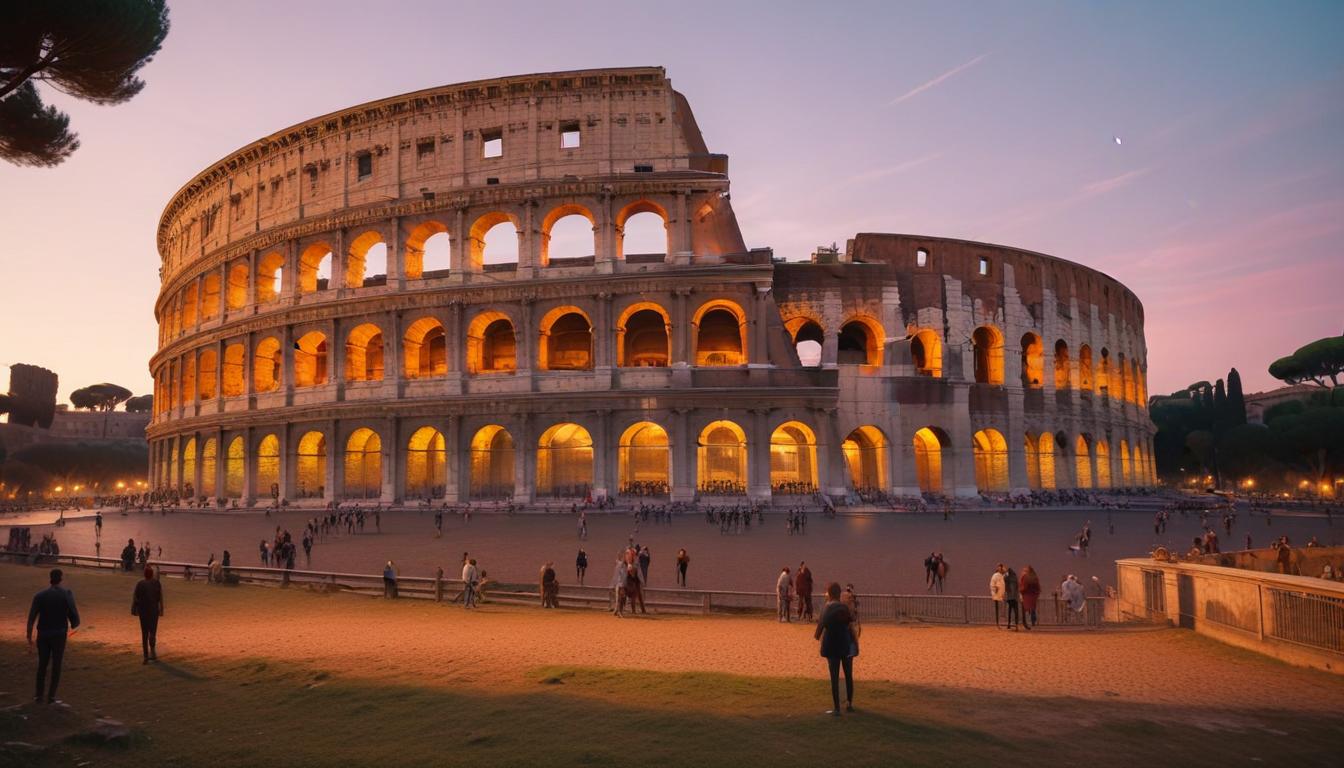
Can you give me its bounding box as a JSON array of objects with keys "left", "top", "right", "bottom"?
[{"left": 157, "top": 67, "right": 725, "bottom": 279}]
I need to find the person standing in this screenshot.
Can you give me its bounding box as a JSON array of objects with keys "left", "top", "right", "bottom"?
[
  {"left": 638, "top": 546, "right": 651, "bottom": 585},
  {"left": 1003, "top": 566, "right": 1021, "bottom": 630},
  {"left": 1061, "top": 574, "right": 1086, "bottom": 622},
  {"left": 795, "top": 562, "right": 814, "bottom": 621},
  {"left": 575, "top": 548, "right": 588, "bottom": 585},
  {"left": 624, "top": 562, "right": 647, "bottom": 614},
  {"left": 1019, "top": 565, "right": 1041, "bottom": 630},
  {"left": 383, "top": 560, "right": 399, "bottom": 599},
  {"left": 814, "top": 582, "right": 855, "bottom": 716},
  {"left": 120, "top": 538, "right": 136, "bottom": 572},
  {"left": 776, "top": 567, "right": 793, "bottom": 623},
  {"left": 612, "top": 553, "right": 629, "bottom": 616},
  {"left": 131, "top": 565, "right": 164, "bottom": 663},
  {"left": 27, "top": 568, "right": 80, "bottom": 705},
  {"left": 541, "top": 561, "right": 558, "bottom": 608},
  {"left": 989, "top": 564, "right": 1006, "bottom": 627},
  {"left": 676, "top": 548, "right": 689, "bottom": 587},
  {"left": 462, "top": 558, "right": 479, "bottom": 608}
]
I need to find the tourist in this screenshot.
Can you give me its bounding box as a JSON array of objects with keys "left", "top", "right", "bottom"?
[
  {"left": 1019, "top": 565, "right": 1041, "bottom": 630},
  {"left": 260, "top": 539, "right": 270, "bottom": 567},
  {"left": 462, "top": 558, "right": 479, "bottom": 608},
  {"left": 576, "top": 548, "right": 588, "bottom": 585},
  {"left": 625, "top": 562, "right": 647, "bottom": 614},
  {"left": 383, "top": 560, "right": 398, "bottom": 599},
  {"left": 612, "top": 553, "right": 628, "bottom": 616},
  {"left": 841, "top": 584, "right": 861, "bottom": 638},
  {"left": 924, "top": 552, "right": 938, "bottom": 590},
  {"left": 1276, "top": 541, "right": 1293, "bottom": 574},
  {"left": 932, "top": 553, "right": 948, "bottom": 594},
  {"left": 26, "top": 568, "right": 80, "bottom": 705},
  {"left": 131, "top": 565, "right": 165, "bottom": 663},
  {"left": 814, "top": 582, "right": 856, "bottom": 716},
  {"left": 1061, "top": 574, "right": 1086, "bottom": 621},
  {"left": 541, "top": 561, "right": 558, "bottom": 608},
  {"left": 989, "top": 564, "right": 1006, "bottom": 627},
  {"left": 676, "top": 548, "right": 689, "bottom": 587},
  {"left": 1003, "top": 566, "right": 1020, "bottom": 630},
  {"left": 120, "top": 538, "right": 136, "bottom": 572},
  {"left": 795, "top": 562, "right": 814, "bottom": 620},
  {"left": 578, "top": 511, "right": 587, "bottom": 539},
  {"left": 1187, "top": 537, "right": 1204, "bottom": 559},
  {"left": 638, "top": 546, "right": 652, "bottom": 585},
  {"left": 776, "top": 567, "right": 793, "bottom": 622}
]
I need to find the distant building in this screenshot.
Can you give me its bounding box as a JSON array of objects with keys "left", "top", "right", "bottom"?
[{"left": 1245, "top": 384, "right": 1319, "bottom": 424}]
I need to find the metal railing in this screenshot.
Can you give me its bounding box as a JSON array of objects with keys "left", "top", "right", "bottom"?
[{"left": 1268, "top": 588, "right": 1344, "bottom": 653}]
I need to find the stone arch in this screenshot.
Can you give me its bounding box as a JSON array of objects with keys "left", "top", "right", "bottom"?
[
  {"left": 253, "top": 337, "right": 282, "bottom": 393},
  {"left": 226, "top": 260, "right": 249, "bottom": 308},
  {"left": 842, "top": 425, "right": 888, "bottom": 491},
  {"left": 345, "top": 323, "right": 385, "bottom": 382},
  {"left": 838, "top": 316, "right": 884, "bottom": 366},
  {"left": 404, "top": 219, "right": 450, "bottom": 279},
  {"left": 615, "top": 199, "right": 669, "bottom": 259},
  {"left": 343, "top": 427, "right": 382, "bottom": 499},
  {"left": 224, "top": 435, "right": 245, "bottom": 499},
  {"left": 912, "top": 328, "right": 943, "bottom": 377},
  {"left": 181, "top": 355, "right": 196, "bottom": 405},
  {"left": 466, "top": 310, "right": 517, "bottom": 374},
  {"left": 255, "top": 433, "right": 280, "bottom": 500},
  {"left": 469, "top": 425, "right": 514, "bottom": 499},
  {"left": 402, "top": 316, "right": 446, "bottom": 379},
  {"left": 468, "top": 211, "right": 522, "bottom": 269},
  {"left": 405, "top": 426, "right": 446, "bottom": 499},
  {"left": 294, "top": 330, "right": 329, "bottom": 387},
  {"left": 200, "top": 437, "right": 217, "bottom": 497},
  {"left": 181, "top": 437, "right": 197, "bottom": 496},
  {"left": 1098, "top": 348, "right": 1112, "bottom": 398},
  {"left": 540, "top": 203, "right": 597, "bottom": 265},
  {"left": 1033, "top": 432, "right": 1057, "bottom": 490},
  {"left": 1095, "top": 438, "right": 1112, "bottom": 488},
  {"left": 786, "top": 315, "right": 824, "bottom": 367},
  {"left": 1054, "top": 340, "right": 1071, "bottom": 390},
  {"left": 972, "top": 325, "right": 1005, "bottom": 385},
  {"left": 698, "top": 420, "right": 747, "bottom": 493},
  {"left": 538, "top": 306, "right": 593, "bottom": 371},
  {"left": 692, "top": 299, "right": 747, "bottom": 366},
  {"left": 1075, "top": 434, "right": 1094, "bottom": 489},
  {"left": 222, "top": 343, "right": 246, "bottom": 397},
  {"left": 256, "top": 251, "right": 285, "bottom": 303},
  {"left": 1120, "top": 439, "right": 1132, "bottom": 486},
  {"left": 770, "top": 420, "right": 818, "bottom": 492},
  {"left": 202, "top": 272, "right": 221, "bottom": 317},
  {"left": 346, "top": 230, "right": 387, "bottom": 288},
  {"left": 1021, "top": 332, "right": 1044, "bottom": 389},
  {"left": 298, "top": 243, "right": 333, "bottom": 293},
  {"left": 197, "top": 348, "right": 218, "bottom": 400},
  {"left": 618, "top": 420, "right": 670, "bottom": 494},
  {"left": 616, "top": 302, "right": 670, "bottom": 367},
  {"left": 181, "top": 283, "right": 198, "bottom": 328},
  {"left": 1079, "top": 345, "right": 1094, "bottom": 392},
  {"left": 973, "top": 428, "right": 1009, "bottom": 492},
  {"left": 294, "top": 430, "right": 327, "bottom": 499},
  {"left": 913, "top": 427, "right": 950, "bottom": 494},
  {"left": 537, "top": 422, "right": 593, "bottom": 497}
]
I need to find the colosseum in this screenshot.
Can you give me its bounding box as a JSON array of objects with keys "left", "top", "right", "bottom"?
[{"left": 147, "top": 66, "right": 1156, "bottom": 506}]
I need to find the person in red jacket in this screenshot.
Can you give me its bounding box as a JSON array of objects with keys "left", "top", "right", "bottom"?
[
  {"left": 1019, "top": 565, "right": 1041, "bottom": 630},
  {"left": 794, "top": 562, "right": 814, "bottom": 620}
]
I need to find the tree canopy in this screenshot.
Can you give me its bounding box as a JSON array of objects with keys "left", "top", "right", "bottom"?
[
  {"left": 0, "top": 0, "right": 170, "bottom": 166},
  {"left": 124, "top": 393, "right": 153, "bottom": 413},
  {"left": 1269, "top": 335, "right": 1344, "bottom": 388},
  {"left": 70, "top": 382, "right": 132, "bottom": 411}
]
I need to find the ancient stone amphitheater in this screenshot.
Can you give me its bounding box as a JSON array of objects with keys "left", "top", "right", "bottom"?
[{"left": 148, "top": 66, "right": 1154, "bottom": 505}]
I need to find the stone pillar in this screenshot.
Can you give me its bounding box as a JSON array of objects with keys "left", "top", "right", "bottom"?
[
  {"left": 592, "top": 409, "right": 611, "bottom": 500},
  {"left": 330, "top": 317, "right": 345, "bottom": 400},
  {"left": 241, "top": 427, "right": 255, "bottom": 506},
  {"left": 514, "top": 415, "right": 534, "bottom": 504},
  {"left": 447, "top": 301, "right": 465, "bottom": 395},
  {"left": 671, "top": 288, "right": 691, "bottom": 365},
  {"left": 384, "top": 417, "right": 399, "bottom": 503},
  {"left": 595, "top": 194, "right": 616, "bottom": 273},
  {"left": 747, "top": 409, "right": 772, "bottom": 502},
  {"left": 669, "top": 191, "right": 693, "bottom": 264},
  {"left": 818, "top": 408, "right": 847, "bottom": 499},
  {"left": 245, "top": 250, "right": 258, "bottom": 309},
  {"left": 276, "top": 427, "right": 290, "bottom": 502},
  {"left": 213, "top": 340, "right": 225, "bottom": 414},
  {"left": 326, "top": 420, "right": 341, "bottom": 501},
  {"left": 385, "top": 309, "right": 402, "bottom": 399},
  {"left": 671, "top": 408, "right": 695, "bottom": 502},
  {"left": 444, "top": 414, "right": 462, "bottom": 502},
  {"left": 1007, "top": 388, "right": 1029, "bottom": 495},
  {"left": 451, "top": 207, "right": 474, "bottom": 275},
  {"left": 950, "top": 384, "right": 979, "bottom": 498},
  {"left": 519, "top": 201, "right": 540, "bottom": 278},
  {"left": 750, "top": 286, "right": 770, "bottom": 366},
  {"left": 518, "top": 299, "right": 536, "bottom": 383},
  {"left": 281, "top": 324, "right": 295, "bottom": 407},
  {"left": 387, "top": 216, "right": 404, "bottom": 290},
  {"left": 593, "top": 292, "right": 613, "bottom": 390}
]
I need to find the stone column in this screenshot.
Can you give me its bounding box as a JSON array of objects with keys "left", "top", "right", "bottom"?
[
  {"left": 950, "top": 384, "right": 979, "bottom": 498},
  {"left": 519, "top": 201, "right": 540, "bottom": 278},
  {"left": 245, "top": 250, "right": 258, "bottom": 309},
  {"left": 747, "top": 409, "right": 772, "bottom": 502},
  {"left": 387, "top": 216, "right": 404, "bottom": 291},
  {"left": 593, "top": 292, "right": 613, "bottom": 390},
  {"left": 326, "top": 420, "right": 341, "bottom": 501},
  {"left": 276, "top": 427, "right": 290, "bottom": 502},
  {"left": 330, "top": 317, "right": 345, "bottom": 400},
  {"left": 671, "top": 288, "right": 691, "bottom": 364},
  {"left": 669, "top": 191, "right": 693, "bottom": 264},
  {"left": 444, "top": 414, "right": 462, "bottom": 503},
  {"left": 514, "top": 414, "right": 534, "bottom": 504},
  {"left": 818, "top": 408, "right": 847, "bottom": 499},
  {"left": 384, "top": 417, "right": 399, "bottom": 503},
  {"left": 241, "top": 427, "right": 255, "bottom": 506},
  {"left": 213, "top": 339, "right": 225, "bottom": 414},
  {"left": 281, "top": 324, "right": 295, "bottom": 407},
  {"left": 750, "top": 286, "right": 770, "bottom": 366},
  {"left": 447, "top": 301, "right": 465, "bottom": 395},
  {"left": 385, "top": 309, "right": 402, "bottom": 399},
  {"left": 592, "top": 409, "right": 611, "bottom": 500},
  {"left": 595, "top": 193, "right": 616, "bottom": 273},
  {"left": 451, "top": 207, "right": 474, "bottom": 276},
  {"left": 671, "top": 408, "right": 695, "bottom": 502}
]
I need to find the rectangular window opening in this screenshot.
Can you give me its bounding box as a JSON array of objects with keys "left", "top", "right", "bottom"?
[
  {"left": 560, "top": 122, "right": 581, "bottom": 149},
  {"left": 416, "top": 140, "right": 435, "bottom": 162},
  {"left": 978, "top": 257, "right": 990, "bottom": 276},
  {"left": 482, "top": 129, "right": 503, "bottom": 159},
  {"left": 916, "top": 248, "right": 928, "bottom": 268},
  {"left": 356, "top": 153, "right": 372, "bottom": 180},
  {"left": 633, "top": 163, "right": 654, "bottom": 173}
]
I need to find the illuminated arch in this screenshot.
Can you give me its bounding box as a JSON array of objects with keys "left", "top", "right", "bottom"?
[
  {"left": 541, "top": 203, "right": 597, "bottom": 265},
  {"left": 256, "top": 434, "right": 280, "bottom": 499},
  {"left": 1074, "top": 434, "right": 1093, "bottom": 489},
  {"left": 1128, "top": 360, "right": 1140, "bottom": 404},
  {"left": 1079, "top": 345, "right": 1094, "bottom": 392},
  {"left": 298, "top": 243, "right": 333, "bottom": 293},
  {"left": 692, "top": 300, "right": 747, "bottom": 366},
  {"left": 698, "top": 420, "right": 747, "bottom": 492},
  {"left": 169, "top": 441, "right": 179, "bottom": 490},
  {"left": 1021, "top": 332, "right": 1044, "bottom": 389},
  {"left": 537, "top": 422, "right": 593, "bottom": 497},
  {"left": 253, "top": 337, "right": 282, "bottom": 392},
  {"left": 843, "top": 426, "right": 888, "bottom": 491},
  {"left": 1120, "top": 439, "right": 1132, "bottom": 486},
  {"left": 197, "top": 348, "right": 218, "bottom": 400},
  {"left": 1095, "top": 439, "right": 1112, "bottom": 488},
  {"left": 200, "top": 437, "right": 217, "bottom": 497},
  {"left": 294, "top": 331, "right": 329, "bottom": 387},
  {"left": 345, "top": 323, "right": 385, "bottom": 382},
  {"left": 786, "top": 316, "right": 824, "bottom": 367},
  {"left": 912, "top": 328, "right": 943, "bottom": 377},
  {"left": 466, "top": 311, "right": 516, "bottom": 374},
  {"left": 618, "top": 421, "right": 670, "bottom": 494},
  {"left": 405, "top": 426, "right": 446, "bottom": 499},
  {"left": 538, "top": 306, "right": 593, "bottom": 371},
  {"left": 469, "top": 425, "right": 514, "bottom": 499},
  {"left": 1033, "top": 432, "right": 1057, "bottom": 490},
  {"left": 402, "top": 317, "right": 446, "bottom": 379},
  {"left": 256, "top": 251, "right": 285, "bottom": 303},
  {"left": 343, "top": 427, "right": 382, "bottom": 499},
  {"left": 1054, "top": 340, "right": 1071, "bottom": 390},
  {"left": 181, "top": 355, "right": 196, "bottom": 405},
  {"left": 617, "top": 302, "right": 670, "bottom": 367},
  {"left": 295, "top": 431, "right": 327, "bottom": 499},
  {"left": 770, "top": 421, "right": 818, "bottom": 492},
  {"left": 838, "top": 316, "right": 884, "bottom": 366},
  {"left": 973, "top": 428, "right": 1009, "bottom": 492},
  {"left": 181, "top": 283, "right": 198, "bottom": 328},
  {"left": 224, "top": 435, "right": 245, "bottom": 498},
  {"left": 346, "top": 230, "right": 386, "bottom": 288},
  {"left": 222, "top": 343, "right": 246, "bottom": 397},
  {"left": 1098, "top": 348, "right": 1112, "bottom": 398},
  {"left": 913, "top": 427, "right": 948, "bottom": 494},
  {"left": 404, "top": 220, "right": 451, "bottom": 279},
  {"left": 226, "top": 261, "right": 249, "bottom": 309},
  {"left": 615, "top": 199, "right": 669, "bottom": 259},
  {"left": 972, "top": 325, "right": 1005, "bottom": 385},
  {"left": 202, "top": 273, "right": 221, "bottom": 317},
  {"left": 181, "top": 437, "right": 197, "bottom": 494},
  {"left": 468, "top": 211, "right": 521, "bottom": 269}
]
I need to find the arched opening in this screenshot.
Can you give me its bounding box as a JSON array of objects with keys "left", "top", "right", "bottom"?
[
  {"left": 1120, "top": 439, "right": 1132, "bottom": 486},
  {"left": 1098, "top": 348, "right": 1111, "bottom": 397},
  {"left": 256, "top": 252, "right": 284, "bottom": 303},
  {"left": 698, "top": 420, "right": 747, "bottom": 494},
  {"left": 345, "top": 323, "right": 384, "bottom": 382},
  {"left": 839, "top": 318, "right": 884, "bottom": 366},
  {"left": 294, "top": 331, "right": 329, "bottom": 388},
  {"left": 617, "top": 304, "right": 670, "bottom": 367},
  {"left": 973, "top": 428, "right": 1009, "bottom": 492},
  {"left": 616, "top": 200, "right": 669, "bottom": 259},
  {"left": 404, "top": 220, "right": 450, "bottom": 279},
  {"left": 226, "top": 261, "right": 249, "bottom": 309},
  {"left": 169, "top": 441, "right": 179, "bottom": 490},
  {"left": 1054, "top": 340, "right": 1071, "bottom": 390},
  {"left": 298, "top": 244, "right": 333, "bottom": 293},
  {"left": 972, "top": 325, "right": 1005, "bottom": 385},
  {"left": 181, "top": 356, "right": 196, "bottom": 404},
  {"left": 843, "top": 426, "right": 888, "bottom": 492},
  {"left": 252, "top": 337, "right": 281, "bottom": 393},
  {"left": 539, "top": 308, "right": 593, "bottom": 370},
  {"left": 1021, "top": 332, "right": 1044, "bottom": 389},
  {"left": 256, "top": 434, "right": 280, "bottom": 500},
  {"left": 181, "top": 437, "right": 196, "bottom": 495},
  {"left": 470, "top": 212, "right": 520, "bottom": 269},
  {"left": 469, "top": 425, "right": 514, "bottom": 499},
  {"left": 1137, "top": 366, "right": 1147, "bottom": 405},
  {"left": 202, "top": 273, "right": 221, "bottom": 317},
  {"left": 405, "top": 426, "right": 446, "bottom": 500},
  {"left": 346, "top": 231, "right": 387, "bottom": 288},
  {"left": 1079, "top": 345, "right": 1094, "bottom": 392},
  {"left": 911, "top": 329, "right": 943, "bottom": 377},
  {"left": 402, "top": 317, "right": 446, "bottom": 379},
  {"left": 222, "top": 343, "right": 246, "bottom": 397},
  {"left": 913, "top": 427, "right": 946, "bottom": 494},
  {"left": 1037, "top": 432, "right": 1057, "bottom": 490},
  {"left": 200, "top": 437, "right": 217, "bottom": 497},
  {"left": 1127, "top": 359, "right": 1140, "bottom": 403},
  {"left": 295, "top": 431, "right": 326, "bottom": 499},
  {"left": 694, "top": 301, "right": 746, "bottom": 366},
  {"left": 619, "top": 421, "right": 670, "bottom": 495},
  {"left": 537, "top": 422, "right": 593, "bottom": 497},
  {"left": 224, "top": 436, "right": 245, "bottom": 499},
  {"left": 770, "top": 421, "right": 818, "bottom": 493},
  {"left": 343, "top": 428, "right": 382, "bottom": 499},
  {"left": 541, "top": 205, "right": 596, "bottom": 265},
  {"left": 1095, "top": 439, "right": 1112, "bottom": 488},
  {"left": 1074, "top": 435, "right": 1093, "bottom": 489},
  {"left": 788, "top": 318, "right": 824, "bottom": 367},
  {"left": 466, "top": 311, "right": 516, "bottom": 373},
  {"left": 181, "top": 283, "right": 198, "bottom": 328},
  {"left": 197, "top": 348, "right": 218, "bottom": 400}
]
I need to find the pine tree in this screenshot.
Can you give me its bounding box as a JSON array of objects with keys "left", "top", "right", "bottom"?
[
  {"left": 1214, "top": 379, "right": 1228, "bottom": 426},
  {"left": 1227, "top": 368, "right": 1247, "bottom": 425}
]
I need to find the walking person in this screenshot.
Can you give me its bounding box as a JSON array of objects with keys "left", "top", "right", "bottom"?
[
  {"left": 383, "top": 560, "right": 399, "bottom": 599},
  {"left": 575, "top": 548, "right": 588, "bottom": 585},
  {"left": 1019, "top": 565, "right": 1041, "bottom": 630},
  {"left": 132, "top": 565, "right": 165, "bottom": 663},
  {"left": 27, "top": 568, "right": 80, "bottom": 705},
  {"left": 795, "top": 561, "right": 814, "bottom": 620},
  {"left": 989, "top": 563, "right": 1006, "bottom": 627},
  {"left": 1003, "top": 566, "right": 1021, "bottom": 630},
  {"left": 814, "top": 582, "right": 856, "bottom": 716},
  {"left": 676, "top": 548, "right": 689, "bottom": 587},
  {"left": 461, "top": 558, "right": 479, "bottom": 608},
  {"left": 776, "top": 567, "right": 793, "bottom": 622}
]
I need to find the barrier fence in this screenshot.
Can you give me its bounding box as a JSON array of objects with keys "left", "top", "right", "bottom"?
[{"left": 2, "top": 549, "right": 1104, "bottom": 626}]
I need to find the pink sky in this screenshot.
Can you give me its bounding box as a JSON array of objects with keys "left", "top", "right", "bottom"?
[{"left": 1, "top": 1, "right": 1341, "bottom": 404}]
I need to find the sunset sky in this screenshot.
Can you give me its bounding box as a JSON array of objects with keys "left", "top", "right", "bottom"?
[{"left": 1, "top": 0, "right": 1341, "bottom": 404}]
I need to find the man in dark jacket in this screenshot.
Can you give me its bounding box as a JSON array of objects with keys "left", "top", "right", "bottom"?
[
  {"left": 795, "top": 562, "right": 815, "bottom": 621},
  {"left": 27, "top": 568, "right": 80, "bottom": 704},
  {"left": 120, "top": 539, "right": 137, "bottom": 571},
  {"left": 132, "top": 565, "right": 165, "bottom": 663}
]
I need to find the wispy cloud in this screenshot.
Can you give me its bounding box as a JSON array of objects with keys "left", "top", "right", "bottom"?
[
  {"left": 1080, "top": 167, "right": 1153, "bottom": 198},
  {"left": 890, "top": 54, "right": 989, "bottom": 106},
  {"left": 844, "top": 152, "right": 943, "bottom": 186}
]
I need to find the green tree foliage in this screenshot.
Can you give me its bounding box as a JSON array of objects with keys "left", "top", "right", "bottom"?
[
  {"left": 1266, "top": 406, "right": 1344, "bottom": 485},
  {"left": 9, "top": 441, "right": 147, "bottom": 485},
  {"left": 1218, "top": 424, "right": 1276, "bottom": 482},
  {"left": 1269, "top": 335, "right": 1344, "bottom": 388},
  {"left": 124, "top": 394, "right": 152, "bottom": 413},
  {"left": 70, "top": 382, "right": 132, "bottom": 411},
  {"left": 0, "top": 0, "right": 170, "bottom": 166},
  {"left": 1227, "top": 368, "right": 1247, "bottom": 426}
]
